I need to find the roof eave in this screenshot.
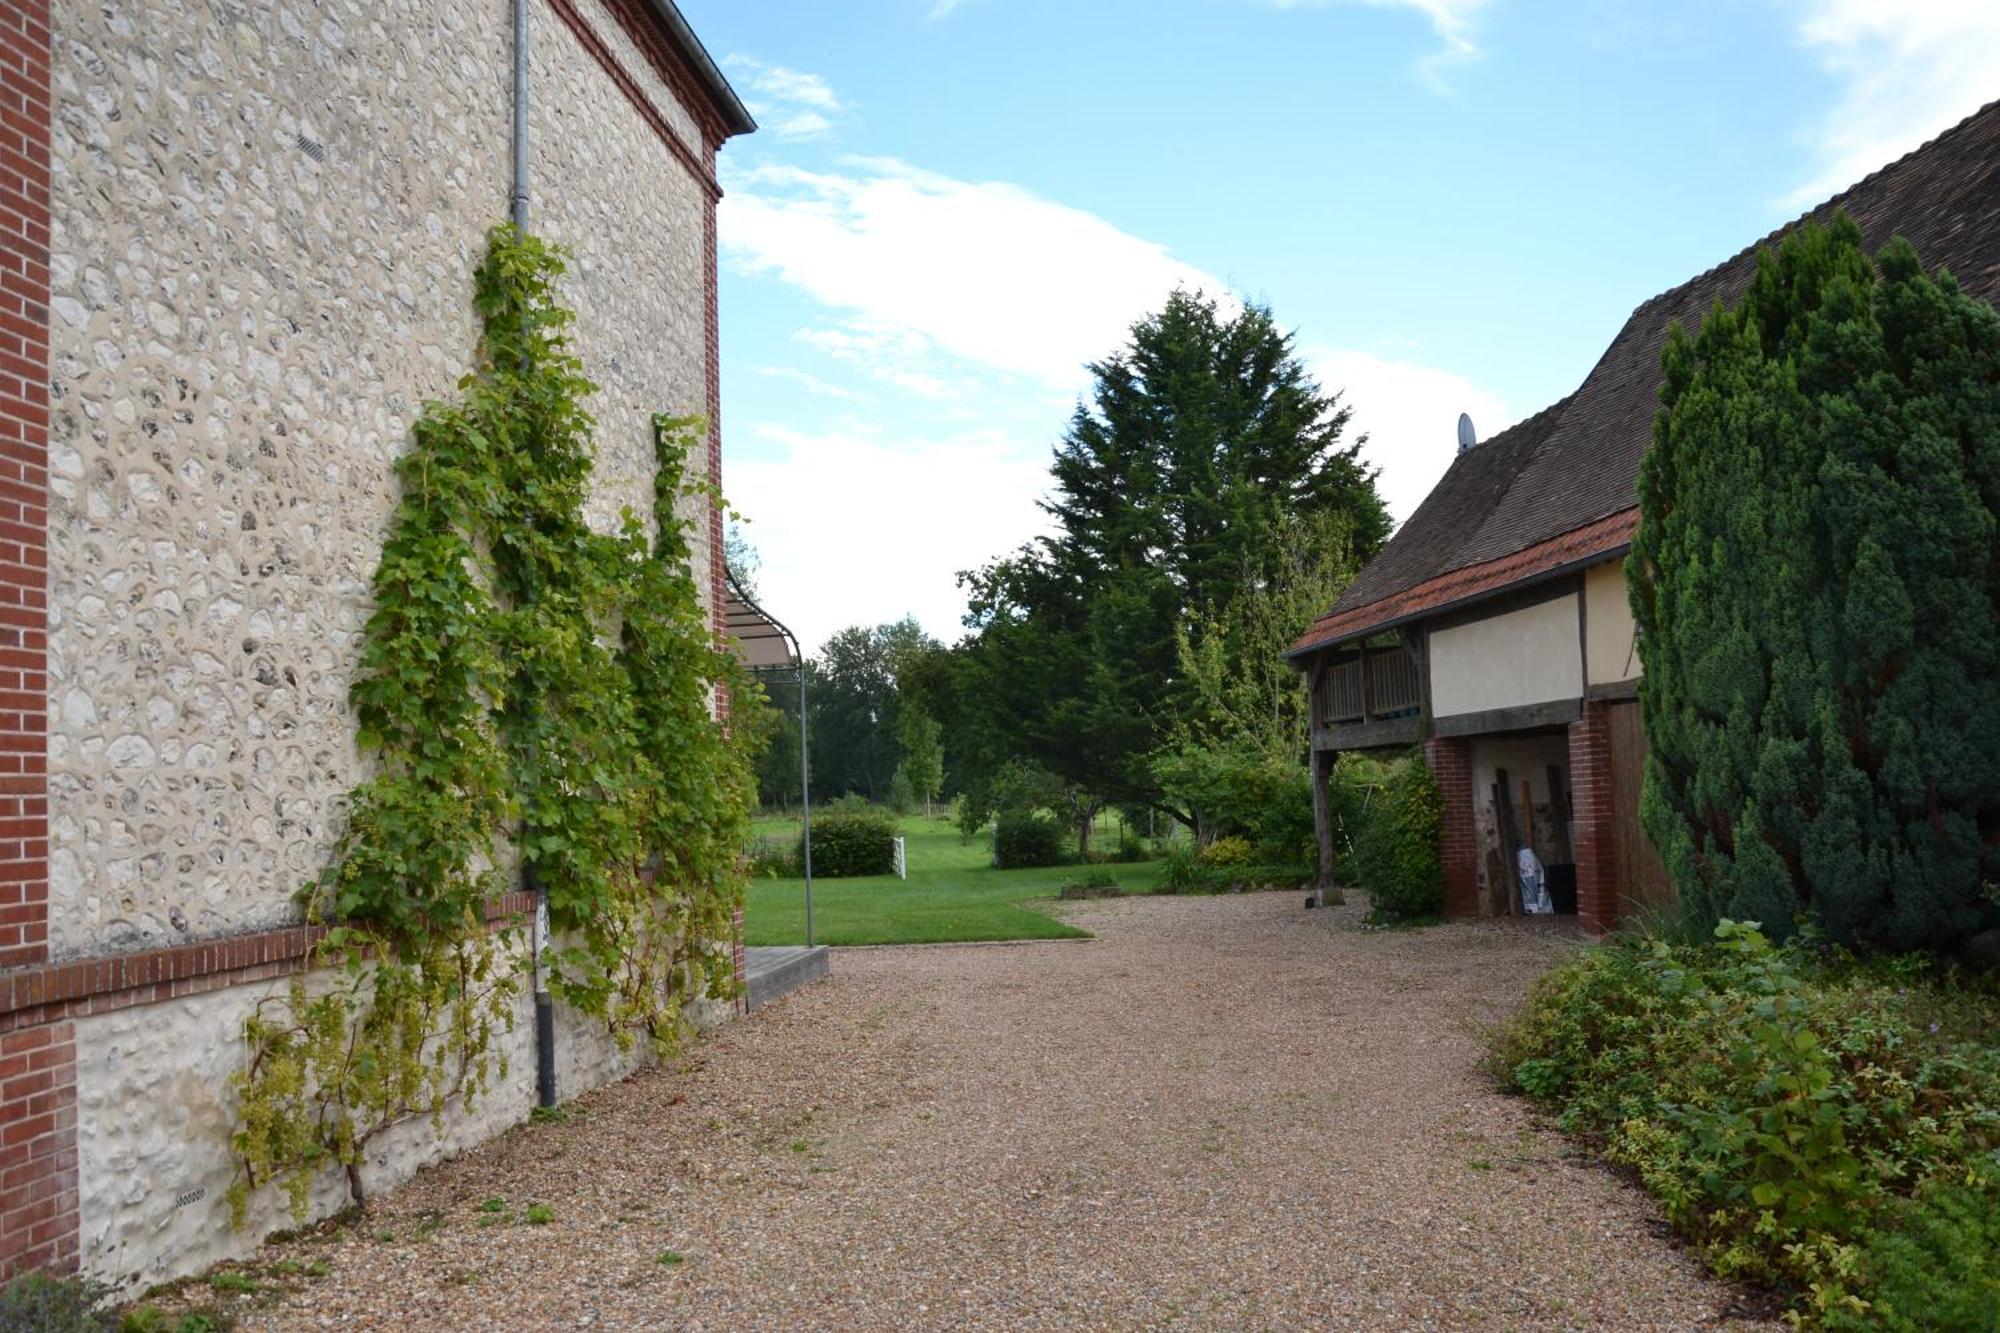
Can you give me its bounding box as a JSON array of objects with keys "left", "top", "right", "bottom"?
[
  {"left": 1284, "top": 541, "right": 1632, "bottom": 664},
  {"left": 644, "top": 0, "right": 758, "bottom": 138}
]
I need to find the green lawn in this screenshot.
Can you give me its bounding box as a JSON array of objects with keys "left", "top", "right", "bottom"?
[{"left": 742, "top": 812, "right": 1164, "bottom": 946}]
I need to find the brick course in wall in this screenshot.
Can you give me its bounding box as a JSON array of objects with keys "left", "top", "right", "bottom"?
[
  {"left": 0, "top": 0, "right": 64, "bottom": 1280},
  {"left": 1424, "top": 736, "right": 1480, "bottom": 919},
  {"left": 1568, "top": 701, "right": 1617, "bottom": 933}
]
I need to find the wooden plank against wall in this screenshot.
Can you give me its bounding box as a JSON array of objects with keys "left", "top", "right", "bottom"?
[{"left": 1605, "top": 700, "right": 1673, "bottom": 913}]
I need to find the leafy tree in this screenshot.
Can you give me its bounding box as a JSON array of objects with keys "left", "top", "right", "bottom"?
[
  {"left": 723, "top": 521, "right": 760, "bottom": 598},
  {"left": 899, "top": 708, "right": 945, "bottom": 817},
  {"left": 748, "top": 687, "right": 801, "bottom": 811},
  {"left": 1632, "top": 215, "right": 2000, "bottom": 950},
  {"left": 960, "top": 290, "right": 1387, "bottom": 848},
  {"left": 805, "top": 617, "right": 942, "bottom": 803},
  {"left": 885, "top": 764, "right": 916, "bottom": 816}
]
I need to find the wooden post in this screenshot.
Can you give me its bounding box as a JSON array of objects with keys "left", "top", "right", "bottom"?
[{"left": 1312, "top": 748, "right": 1344, "bottom": 907}]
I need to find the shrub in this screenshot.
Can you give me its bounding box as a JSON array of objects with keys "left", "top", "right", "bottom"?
[
  {"left": 746, "top": 835, "right": 797, "bottom": 878},
  {"left": 1152, "top": 740, "right": 1315, "bottom": 868},
  {"left": 1827, "top": 1174, "right": 2000, "bottom": 1332},
  {"left": 1632, "top": 217, "right": 2000, "bottom": 952},
  {"left": 0, "top": 1273, "right": 115, "bottom": 1332},
  {"left": 1157, "top": 843, "right": 1310, "bottom": 895},
  {"left": 802, "top": 806, "right": 897, "bottom": 878},
  {"left": 993, "top": 812, "right": 1062, "bottom": 869},
  {"left": 1498, "top": 921, "right": 2000, "bottom": 1326},
  {"left": 1353, "top": 752, "right": 1443, "bottom": 922},
  {"left": 1108, "top": 828, "right": 1150, "bottom": 863},
  {"left": 1197, "top": 835, "right": 1252, "bottom": 867}
]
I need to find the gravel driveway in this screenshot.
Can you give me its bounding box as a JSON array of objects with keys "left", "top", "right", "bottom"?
[{"left": 211, "top": 894, "right": 1771, "bottom": 1330}]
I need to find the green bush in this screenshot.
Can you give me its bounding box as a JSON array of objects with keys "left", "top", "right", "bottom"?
[
  {"left": 1197, "top": 835, "right": 1252, "bottom": 867},
  {"left": 1108, "top": 828, "right": 1151, "bottom": 863},
  {"left": 0, "top": 1273, "right": 115, "bottom": 1332},
  {"left": 1152, "top": 740, "right": 1316, "bottom": 868},
  {"left": 993, "top": 812, "right": 1063, "bottom": 869},
  {"left": 1497, "top": 921, "right": 2000, "bottom": 1326},
  {"left": 802, "top": 806, "right": 897, "bottom": 878},
  {"left": 1353, "top": 752, "right": 1443, "bottom": 922},
  {"left": 1156, "top": 842, "right": 1311, "bottom": 895},
  {"left": 1827, "top": 1173, "right": 2000, "bottom": 1332}
]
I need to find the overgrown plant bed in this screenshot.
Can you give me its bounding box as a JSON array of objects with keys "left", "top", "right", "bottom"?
[{"left": 1494, "top": 922, "right": 2000, "bottom": 1329}]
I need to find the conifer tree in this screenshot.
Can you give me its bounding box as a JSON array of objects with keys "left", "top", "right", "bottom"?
[{"left": 1632, "top": 215, "right": 2000, "bottom": 950}]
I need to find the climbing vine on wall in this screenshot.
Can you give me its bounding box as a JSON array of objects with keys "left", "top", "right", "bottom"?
[{"left": 229, "top": 225, "right": 759, "bottom": 1223}]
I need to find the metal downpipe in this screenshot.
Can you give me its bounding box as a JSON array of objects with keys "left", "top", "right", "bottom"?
[{"left": 511, "top": 0, "right": 557, "bottom": 1112}]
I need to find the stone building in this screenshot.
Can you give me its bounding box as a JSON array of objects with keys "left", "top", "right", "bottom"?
[
  {"left": 0, "top": 0, "right": 754, "bottom": 1288},
  {"left": 1291, "top": 99, "right": 2000, "bottom": 931}
]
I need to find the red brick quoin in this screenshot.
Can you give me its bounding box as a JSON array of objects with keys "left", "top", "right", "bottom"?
[
  {"left": 0, "top": 0, "right": 66, "bottom": 1278},
  {"left": 1423, "top": 736, "right": 1479, "bottom": 919}
]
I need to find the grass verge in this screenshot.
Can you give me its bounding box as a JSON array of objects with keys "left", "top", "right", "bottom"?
[{"left": 742, "top": 813, "right": 1164, "bottom": 946}]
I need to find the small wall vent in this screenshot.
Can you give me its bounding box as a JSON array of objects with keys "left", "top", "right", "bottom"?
[{"left": 295, "top": 133, "right": 325, "bottom": 163}]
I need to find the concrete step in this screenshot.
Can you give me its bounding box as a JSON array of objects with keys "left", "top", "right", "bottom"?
[{"left": 744, "top": 945, "right": 831, "bottom": 1012}]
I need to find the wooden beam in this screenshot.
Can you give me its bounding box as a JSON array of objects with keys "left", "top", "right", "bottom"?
[
  {"left": 1312, "top": 715, "right": 1422, "bottom": 753},
  {"left": 1432, "top": 698, "right": 1582, "bottom": 739},
  {"left": 1310, "top": 750, "right": 1344, "bottom": 906}
]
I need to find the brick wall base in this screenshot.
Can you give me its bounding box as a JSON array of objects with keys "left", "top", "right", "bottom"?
[
  {"left": 0, "top": 1021, "right": 74, "bottom": 1277},
  {"left": 1424, "top": 736, "right": 1479, "bottom": 918},
  {"left": 1569, "top": 702, "right": 1618, "bottom": 933}
]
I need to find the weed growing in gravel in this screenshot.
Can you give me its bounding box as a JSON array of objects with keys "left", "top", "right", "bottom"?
[
  {"left": 205, "top": 1272, "right": 257, "bottom": 1296},
  {"left": 656, "top": 1251, "right": 686, "bottom": 1266},
  {"left": 524, "top": 1203, "right": 556, "bottom": 1225},
  {"left": 478, "top": 1197, "right": 507, "bottom": 1214}
]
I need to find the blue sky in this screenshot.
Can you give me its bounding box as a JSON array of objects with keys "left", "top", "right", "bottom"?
[{"left": 679, "top": 0, "right": 2000, "bottom": 652}]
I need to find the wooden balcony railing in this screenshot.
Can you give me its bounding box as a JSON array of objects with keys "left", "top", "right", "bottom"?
[{"left": 1315, "top": 645, "right": 1421, "bottom": 729}]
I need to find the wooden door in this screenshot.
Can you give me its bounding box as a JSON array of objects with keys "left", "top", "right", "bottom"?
[{"left": 1605, "top": 700, "right": 1674, "bottom": 914}]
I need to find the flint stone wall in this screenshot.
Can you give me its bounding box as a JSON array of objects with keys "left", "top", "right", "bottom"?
[{"left": 47, "top": 0, "right": 714, "bottom": 959}]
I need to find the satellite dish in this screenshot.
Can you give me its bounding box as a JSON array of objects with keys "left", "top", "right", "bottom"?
[{"left": 1456, "top": 412, "right": 1477, "bottom": 455}]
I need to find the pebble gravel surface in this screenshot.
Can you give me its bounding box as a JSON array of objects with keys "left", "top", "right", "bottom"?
[{"left": 214, "top": 893, "right": 1776, "bottom": 1331}]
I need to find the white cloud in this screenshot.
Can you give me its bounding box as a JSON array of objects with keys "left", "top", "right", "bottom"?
[
  {"left": 723, "top": 57, "right": 845, "bottom": 140},
  {"left": 1271, "top": 0, "right": 1490, "bottom": 90},
  {"left": 750, "top": 365, "right": 873, "bottom": 403},
  {"left": 727, "top": 424, "right": 1052, "bottom": 650},
  {"left": 793, "top": 322, "right": 962, "bottom": 400},
  {"left": 1784, "top": 0, "right": 2000, "bottom": 206},
  {"left": 719, "top": 157, "right": 1224, "bottom": 391},
  {"left": 1307, "top": 348, "right": 1512, "bottom": 524}
]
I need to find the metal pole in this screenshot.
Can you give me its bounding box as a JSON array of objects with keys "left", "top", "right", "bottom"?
[{"left": 799, "top": 662, "right": 813, "bottom": 948}]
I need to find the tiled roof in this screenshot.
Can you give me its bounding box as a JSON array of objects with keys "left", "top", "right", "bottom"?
[
  {"left": 1294, "top": 97, "right": 2000, "bottom": 657},
  {"left": 1292, "top": 509, "right": 1638, "bottom": 654}
]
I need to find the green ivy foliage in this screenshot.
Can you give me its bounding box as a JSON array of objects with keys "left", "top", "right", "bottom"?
[{"left": 230, "top": 225, "right": 757, "bottom": 1223}]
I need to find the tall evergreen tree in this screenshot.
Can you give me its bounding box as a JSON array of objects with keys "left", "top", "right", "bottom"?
[
  {"left": 962, "top": 290, "right": 1387, "bottom": 837},
  {"left": 1632, "top": 215, "right": 2000, "bottom": 950}
]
